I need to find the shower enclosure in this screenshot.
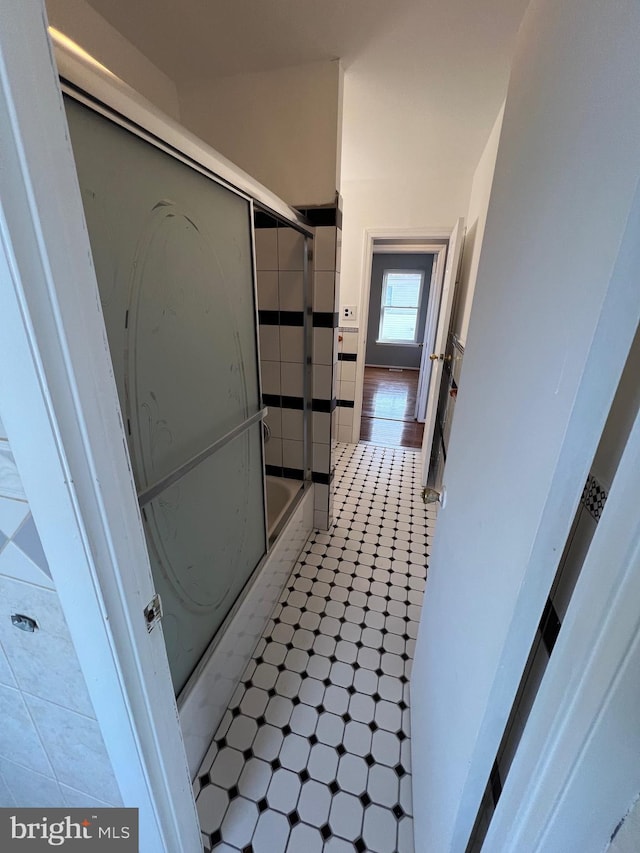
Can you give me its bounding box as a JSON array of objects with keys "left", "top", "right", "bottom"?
[{"left": 61, "top": 74, "right": 313, "bottom": 735}]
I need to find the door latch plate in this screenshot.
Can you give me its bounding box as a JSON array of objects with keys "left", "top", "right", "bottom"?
[{"left": 144, "top": 593, "right": 163, "bottom": 632}]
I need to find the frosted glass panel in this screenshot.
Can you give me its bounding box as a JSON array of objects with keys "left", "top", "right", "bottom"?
[
  {"left": 143, "top": 425, "right": 265, "bottom": 692},
  {"left": 64, "top": 96, "right": 267, "bottom": 692},
  {"left": 65, "top": 97, "right": 260, "bottom": 489}
]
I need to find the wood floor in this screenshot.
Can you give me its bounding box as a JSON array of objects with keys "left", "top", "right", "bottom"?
[{"left": 359, "top": 366, "right": 425, "bottom": 449}]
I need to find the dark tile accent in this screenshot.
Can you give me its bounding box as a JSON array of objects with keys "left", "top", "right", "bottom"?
[
  {"left": 312, "top": 472, "right": 330, "bottom": 485},
  {"left": 281, "top": 395, "right": 305, "bottom": 410},
  {"left": 313, "top": 311, "right": 339, "bottom": 328},
  {"left": 265, "top": 464, "right": 283, "bottom": 478},
  {"left": 539, "top": 597, "right": 562, "bottom": 656},
  {"left": 337, "top": 399, "right": 355, "bottom": 408},
  {"left": 258, "top": 309, "right": 280, "bottom": 325},
  {"left": 338, "top": 353, "right": 357, "bottom": 362},
  {"left": 280, "top": 311, "right": 305, "bottom": 327},
  {"left": 282, "top": 467, "right": 305, "bottom": 480},
  {"left": 262, "top": 393, "right": 281, "bottom": 408},
  {"left": 296, "top": 206, "right": 338, "bottom": 227},
  {"left": 312, "top": 398, "right": 337, "bottom": 413},
  {"left": 254, "top": 211, "right": 279, "bottom": 229}
]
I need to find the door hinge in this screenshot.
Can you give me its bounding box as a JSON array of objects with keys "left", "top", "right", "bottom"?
[{"left": 144, "top": 593, "right": 163, "bottom": 632}]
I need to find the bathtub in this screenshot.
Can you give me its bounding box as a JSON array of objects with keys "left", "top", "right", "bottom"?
[
  {"left": 266, "top": 475, "right": 304, "bottom": 537},
  {"left": 180, "top": 475, "right": 312, "bottom": 777}
]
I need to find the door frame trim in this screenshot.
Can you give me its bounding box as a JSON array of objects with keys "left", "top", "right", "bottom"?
[{"left": 352, "top": 227, "right": 450, "bottom": 443}]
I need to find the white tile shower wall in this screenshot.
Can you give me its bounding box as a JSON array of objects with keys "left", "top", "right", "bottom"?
[
  {"left": 337, "top": 327, "right": 359, "bottom": 445},
  {"left": 256, "top": 222, "right": 307, "bottom": 481},
  {"left": 312, "top": 224, "right": 341, "bottom": 530},
  {"left": 0, "top": 422, "right": 122, "bottom": 808},
  {"left": 179, "top": 486, "right": 314, "bottom": 778}
]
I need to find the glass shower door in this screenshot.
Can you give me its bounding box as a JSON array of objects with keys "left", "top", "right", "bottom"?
[{"left": 64, "top": 96, "right": 267, "bottom": 693}]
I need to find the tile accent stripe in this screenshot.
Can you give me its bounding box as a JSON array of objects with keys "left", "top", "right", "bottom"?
[
  {"left": 312, "top": 398, "right": 337, "bottom": 413},
  {"left": 266, "top": 465, "right": 305, "bottom": 481},
  {"left": 281, "top": 396, "right": 305, "bottom": 411},
  {"left": 262, "top": 395, "right": 305, "bottom": 410},
  {"left": 258, "top": 310, "right": 279, "bottom": 325},
  {"left": 312, "top": 311, "right": 339, "bottom": 328},
  {"left": 337, "top": 399, "right": 355, "bottom": 409},
  {"left": 296, "top": 205, "right": 342, "bottom": 229},
  {"left": 259, "top": 310, "right": 304, "bottom": 327}
]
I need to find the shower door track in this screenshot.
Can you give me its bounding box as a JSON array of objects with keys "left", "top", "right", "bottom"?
[{"left": 137, "top": 407, "right": 267, "bottom": 507}]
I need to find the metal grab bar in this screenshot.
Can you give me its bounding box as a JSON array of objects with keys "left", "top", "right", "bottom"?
[{"left": 137, "top": 407, "right": 268, "bottom": 508}]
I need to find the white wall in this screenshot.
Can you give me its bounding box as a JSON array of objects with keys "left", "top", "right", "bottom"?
[
  {"left": 45, "top": 0, "right": 180, "bottom": 119},
  {"left": 410, "top": 0, "right": 640, "bottom": 849},
  {"left": 179, "top": 61, "right": 342, "bottom": 207},
  {"left": 339, "top": 105, "right": 473, "bottom": 327},
  {"left": 452, "top": 104, "right": 504, "bottom": 346}
]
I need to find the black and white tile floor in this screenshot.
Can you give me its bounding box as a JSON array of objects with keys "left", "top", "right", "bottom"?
[{"left": 195, "top": 442, "right": 436, "bottom": 853}]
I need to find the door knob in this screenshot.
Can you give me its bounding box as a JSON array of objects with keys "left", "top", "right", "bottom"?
[
  {"left": 429, "top": 353, "right": 452, "bottom": 362},
  {"left": 429, "top": 353, "right": 439, "bottom": 361}
]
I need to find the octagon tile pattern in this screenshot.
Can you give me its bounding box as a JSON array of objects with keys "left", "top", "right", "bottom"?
[{"left": 195, "top": 443, "right": 436, "bottom": 852}]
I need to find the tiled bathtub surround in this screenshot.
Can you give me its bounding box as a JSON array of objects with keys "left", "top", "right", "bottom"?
[
  {"left": 311, "top": 221, "right": 341, "bottom": 530},
  {"left": 195, "top": 442, "right": 436, "bottom": 852},
  {"left": 255, "top": 217, "right": 309, "bottom": 481},
  {"left": 337, "top": 327, "right": 359, "bottom": 444},
  {"left": 0, "top": 415, "right": 121, "bottom": 808}
]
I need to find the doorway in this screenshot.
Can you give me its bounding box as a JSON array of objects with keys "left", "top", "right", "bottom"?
[{"left": 359, "top": 248, "right": 441, "bottom": 449}]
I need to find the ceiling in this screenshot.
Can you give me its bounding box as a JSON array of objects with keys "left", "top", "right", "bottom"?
[{"left": 85, "top": 0, "right": 530, "bottom": 88}]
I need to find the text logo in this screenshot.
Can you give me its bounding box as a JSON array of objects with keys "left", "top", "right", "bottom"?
[{"left": 1, "top": 809, "right": 138, "bottom": 851}]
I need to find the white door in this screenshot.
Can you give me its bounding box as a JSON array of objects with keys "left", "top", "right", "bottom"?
[{"left": 419, "top": 217, "right": 464, "bottom": 485}]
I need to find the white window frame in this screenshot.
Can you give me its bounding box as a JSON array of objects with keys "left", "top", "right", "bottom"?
[{"left": 377, "top": 268, "right": 425, "bottom": 344}]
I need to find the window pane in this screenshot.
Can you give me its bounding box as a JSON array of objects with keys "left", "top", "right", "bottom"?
[
  {"left": 383, "top": 272, "right": 423, "bottom": 308},
  {"left": 380, "top": 307, "right": 418, "bottom": 341}
]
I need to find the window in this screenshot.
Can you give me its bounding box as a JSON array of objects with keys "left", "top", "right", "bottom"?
[{"left": 377, "top": 270, "right": 425, "bottom": 343}]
